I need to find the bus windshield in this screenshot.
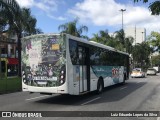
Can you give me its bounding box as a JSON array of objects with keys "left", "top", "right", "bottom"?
[{"left": 22, "top": 34, "right": 66, "bottom": 87}]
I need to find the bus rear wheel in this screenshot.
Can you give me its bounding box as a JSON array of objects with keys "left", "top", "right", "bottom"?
[
  {"left": 97, "top": 79, "right": 104, "bottom": 94},
  {"left": 122, "top": 74, "right": 126, "bottom": 84}
]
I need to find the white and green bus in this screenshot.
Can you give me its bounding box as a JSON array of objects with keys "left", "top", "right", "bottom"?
[{"left": 22, "top": 33, "right": 129, "bottom": 95}]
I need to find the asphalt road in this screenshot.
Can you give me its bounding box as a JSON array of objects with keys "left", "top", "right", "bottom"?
[{"left": 0, "top": 74, "right": 160, "bottom": 120}]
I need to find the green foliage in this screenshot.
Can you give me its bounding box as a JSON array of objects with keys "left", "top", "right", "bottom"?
[
  {"left": 58, "top": 18, "right": 88, "bottom": 38},
  {"left": 0, "top": 0, "right": 42, "bottom": 35},
  {"left": 115, "top": 29, "right": 125, "bottom": 45},
  {"left": 0, "top": 0, "right": 42, "bottom": 77},
  {"left": 148, "top": 31, "right": 160, "bottom": 53},
  {"left": 91, "top": 30, "right": 111, "bottom": 45},
  {"left": 149, "top": 1, "right": 160, "bottom": 15},
  {"left": 132, "top": 42, "right": 152, "bottom": 69},
  {"left": 125, "top": 36, "right": 134, "bottom": 54},
  {"left": 151, "top": 55, "right": 160, "bottom": 66},
  {"left": 134, "top": 0, "right": 160, "bottom": 15},
  {"left": 91, "top": 29, "right": 134, "bottom": 54},
  {"left": 0, "top": 0, "right": 21, "bottom": 26},
  {"left": 134, "top": 0, "right": 148, "bottom": 3}
]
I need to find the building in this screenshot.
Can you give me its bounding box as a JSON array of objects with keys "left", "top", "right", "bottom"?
[
  {"left": 0, "top": 31, "right": 18, "bottom": 77},
  {"left": 124, "top": 27, "right": 146, "bottom": 45}
]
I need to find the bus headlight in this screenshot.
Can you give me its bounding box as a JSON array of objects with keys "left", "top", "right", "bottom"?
[
  {"left": 60, "top": 80, "right": 63, "bottom": 84},
  {"left": 59, "top": 65, "right": 66, "bottom": 85}
]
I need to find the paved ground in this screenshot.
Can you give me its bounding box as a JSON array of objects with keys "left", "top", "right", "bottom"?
[{"left": 0, "top": 74, "right": 160, "bottom": 120}]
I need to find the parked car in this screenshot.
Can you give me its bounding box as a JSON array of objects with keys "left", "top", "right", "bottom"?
[
  {"left": 131, "top": 68, "right": 145, "bottom": 78},
  {"left": 153, "top": 66, "right": 160, "bottom": 73},
  {"left": 147, "top": 68, "right": 157, "bottom": 75}
]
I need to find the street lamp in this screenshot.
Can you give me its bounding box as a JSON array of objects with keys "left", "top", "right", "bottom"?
[{"left": 119, "top": 9, "right": 126, "bottom": 30}]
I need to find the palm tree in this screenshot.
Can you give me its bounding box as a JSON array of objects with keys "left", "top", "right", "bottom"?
[
  {"left": 114, "top": 29, "right": 125, "bottom": 45},
  {"left": 0, "top": 1, "right": 40, "bottom": 76},
  {"left": 91, "top": 29, "right": 111, "bottom": 45},
  {"left": 113, "top": 29, "right": 126, "bottom": 51},
  {"left": 58, "top": 18, "right": 88, "bottom": 37},
  {"left": 0, "top": 0, "right": 20, "bottom": 77},
  {"left": 0, "top": 0, "right": 20, "bottom": 28},
  {"left": 125, "top": 36, "right": 134, "bottom": 54},
  {"left": 114, "top": 29, "right": 135, "bottom": 53},
  {"left": 91, "top": 33, "right": 101, "bottom": 43},
  {"left": 99, "top": 30, "right": 111, "bottom": 44},
  {"left": 9, "top": 8, "right": 38, "bottom": 76}
]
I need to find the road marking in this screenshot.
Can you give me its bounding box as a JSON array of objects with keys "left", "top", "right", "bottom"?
[
  {"left": 120, "top": 86, "right": 127, "bottom": 90},
  {"left": 136, "top": 81, "right": 141, "bottom": 84},
  {"left": 26, "top": 95, "right": 49, "bottom": 101},
  {"left": 81, "top": 97, "right": 101, "bottom": 106}
]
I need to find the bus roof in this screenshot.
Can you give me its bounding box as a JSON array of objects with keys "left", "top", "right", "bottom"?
[
  {"left": 22, "top": 33, "right": 60, "bottom": 39},
  {"left": 67, "top": 34, "right": 129, "bottom": 56},
  {"left": 22, "top": 33, "right": 129, "bottom": 56}
]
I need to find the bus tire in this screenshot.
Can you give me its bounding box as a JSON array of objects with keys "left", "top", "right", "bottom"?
[
  {"left": 122, "top": 74, "right": 126, "bottom": 84},
  {"left": 97, "top": 78, "right": 104, "bottom": 94},
  {"left": 121, "top": 74, "right": 126, "bottom": 85}
]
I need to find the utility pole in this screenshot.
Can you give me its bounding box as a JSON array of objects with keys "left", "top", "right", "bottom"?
[
  {"left": 119, "top": 9, "right": 126, "bottom": 30},
  {"left": 119, "top": 9, "right": 126, "bottom": 52},
  {"left": 135, "top": 25, "right": 136, "bottom": 45},
  {"left": 141, "top": 32, "right": 144, "bottom": 42}
]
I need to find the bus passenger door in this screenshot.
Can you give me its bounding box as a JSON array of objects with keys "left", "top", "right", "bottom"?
[{"left": 78, "top": 46, "right": 89, "bottom": 93}]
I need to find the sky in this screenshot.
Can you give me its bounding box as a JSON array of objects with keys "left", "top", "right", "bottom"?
[{"left": 15, "top": 0, "right": 160, "bottom": 38}]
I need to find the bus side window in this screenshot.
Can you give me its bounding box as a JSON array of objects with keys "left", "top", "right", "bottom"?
[
  {"left": 69, "top": 39, "right": 78, "bottom": 65},
  {"left": 78, "top": 47, "right": 86, "bottom": 65},
  {"left": 90, "top": 46, "right": 100, "bottom": 65}
]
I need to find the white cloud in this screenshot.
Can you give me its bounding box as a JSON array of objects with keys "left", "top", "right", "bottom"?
[
  {"left": 47, "top": 14, "right": 66, "bottom": 21},
  {"left": 15, "top": 0, "right": 34, "bottom": 7},
  {"left": 15, "top": 0, "right": 66, "bottom": 21},
  {"left": 35, "top": 2, "right": 57, "bottom": 13},
  {"left": 68, "top": 0, "right": 160, "bottom": 34}
]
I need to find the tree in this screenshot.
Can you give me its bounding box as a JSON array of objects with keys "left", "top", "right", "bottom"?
[
  {"left": 125, "top": 36, "right": 134, "bottom": 54},
  {"left": 114, "top": 29, "right": 125, "bottom": 45},
  {"left": 0, "top": 0, "right": 20, "bottom": 29},
  {"left": 114, "top": 29, "right": 134, "bottom": 53},
  {"left": 58, "top": 18, "right": 88, "bottom": 37},
  {"left": 91, "top": 29, "right": 121, "bottom": 50},
  {"left": 0, "top": 0, "right": 20, "bottom": 77},
  {"left": 151, "top": 55, "right": 160, "bottom": 66},
  {"left": 132, "top": 42, "right": 152, "bottom": 69},
  {"left": 134, "top": 0, "right": 160, "bottom": 15},
  {"left": 10, "top": 8, "right": 40, "bottom": 76},
  {"left": 91, "top": 33, "right": 101, "bottom": 42},
  {"left": 91, "top": 30, "right": 111, "bottom": 45},
  {"left": 91, "top": 29, "right": 134, "bottom": 53},
  {"left": 105, "top": 38, "right": 119, "bottom": 48},
  {"left": 0, "top": 0, "right": 41, "bottom": 76},
  {"left": 148, "top": 31, "right": 160, "bottom": 53}
]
